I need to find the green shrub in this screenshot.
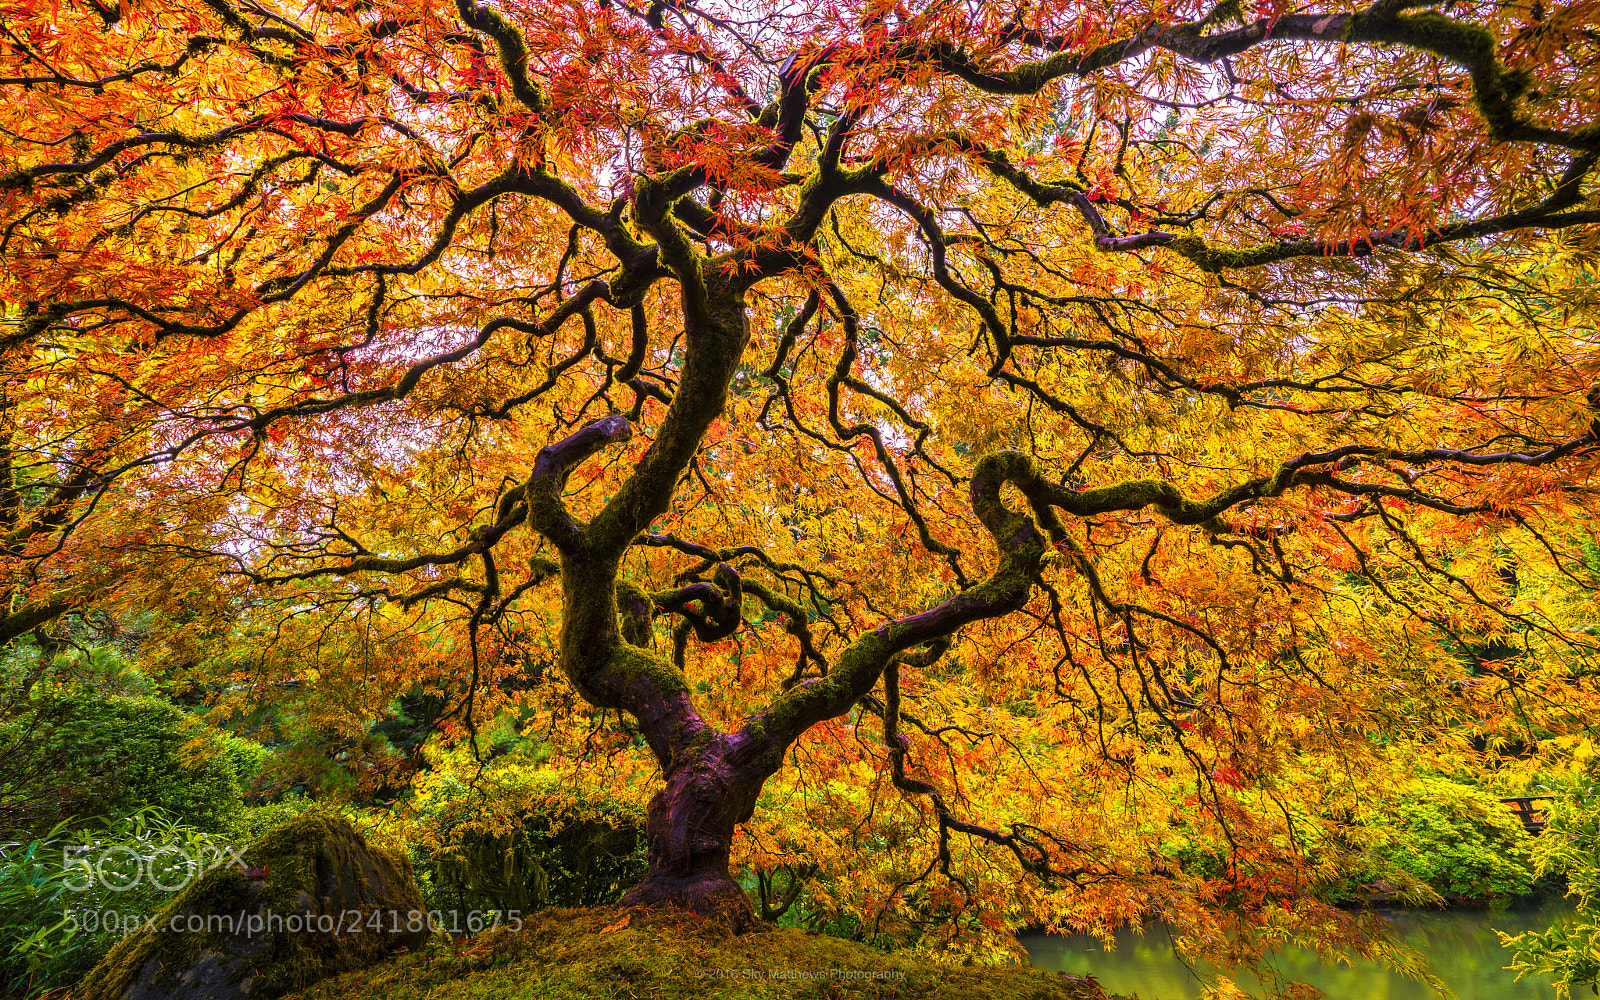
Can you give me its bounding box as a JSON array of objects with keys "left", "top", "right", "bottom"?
[
  {"left": 0, "top": 688, "right": 247, "bottom": 835},
  {"left": 228, "top": 795, "right": 318, "bottom": 842},
  {"left": 1332, "top": 775, "right": 1534, "bottom": 904},
  {"left": 215, "top": 732, "right": 273, "bottom": 796},
  {"left": 1501, "top": 778, "right": 1600, "bottom": 997}
]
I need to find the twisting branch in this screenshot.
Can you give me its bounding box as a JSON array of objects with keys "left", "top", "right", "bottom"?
[
  {"left": 451, "top": 0, "right": 548, "bottom": 115},
  {"left": 525, "top": 415, "right": 634, "bottom": 551},
  {"left": 738, "top": 450, "right": 1052, "bottom": 759},
  {"left": 650, "top": 563, "right": 743, "bottom": 643}
]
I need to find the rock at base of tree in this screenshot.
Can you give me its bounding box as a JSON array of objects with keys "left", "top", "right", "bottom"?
[{"left": 78, "top": 812, "right": 429, "bottom": 1000}]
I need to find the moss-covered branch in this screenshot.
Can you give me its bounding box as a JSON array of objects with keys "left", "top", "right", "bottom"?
[
  {"left": 524, "top": 415, "right": 633, "bottom": 551},
  {"left": 736, "top": 450, "right": 1050, "bottom": 768},
  {"left": 452, "top": 0, "right": 548, "bottom": 115},
  {"left": 0, "top": 600, "right": 73, "bottom": 648}
]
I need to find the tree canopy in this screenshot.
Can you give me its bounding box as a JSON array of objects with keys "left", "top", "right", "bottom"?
[{"left": 3, "top": 0, "right": 1600, "bottom": 965}]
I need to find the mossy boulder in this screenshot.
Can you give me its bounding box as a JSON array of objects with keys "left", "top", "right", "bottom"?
[
  {"left": 78, "top": 812, "right": 428, "bottom": 1000},
  {"left": 281, "top": 906, "right": 1120, "bottom": 1000}
]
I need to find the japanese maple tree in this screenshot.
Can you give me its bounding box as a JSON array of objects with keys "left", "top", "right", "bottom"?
[{"left": 4, "top": 0, "right": 1600, "bottom": 952}]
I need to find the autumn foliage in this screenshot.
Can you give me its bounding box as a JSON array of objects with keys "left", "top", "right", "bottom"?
[{"left": 3, "top": 0, "right": 1600, "bottom": 970}]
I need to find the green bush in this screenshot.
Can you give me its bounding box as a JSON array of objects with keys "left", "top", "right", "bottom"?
[
  {"left": 215, "top": 732, "right": 273, "bottom": 796},
  {"left": 1333, "top": 775, "right": 1535, "bottom": 904},
  {"left": 0, "top": 688, "right": 248, "bottom": 835},
  {"left": 226, "top": 794, "right": 318, "bottom": 842}
]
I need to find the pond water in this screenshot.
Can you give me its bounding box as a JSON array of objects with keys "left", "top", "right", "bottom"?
[{"left": 1022, "top": 896, "right": 1575, "bottom": 999}]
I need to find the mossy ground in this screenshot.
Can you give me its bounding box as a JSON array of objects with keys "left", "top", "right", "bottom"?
[{"left": 280, "top": 906, "right": 1127, "bottom": 1000}]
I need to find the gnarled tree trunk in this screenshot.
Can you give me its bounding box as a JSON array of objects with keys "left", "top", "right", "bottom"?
[
  {"left": 619, "top": 734, "right": 767, "bottom": 930},
  {"left": 511, "top": 188, "right": 1055, "bottom": 933}
]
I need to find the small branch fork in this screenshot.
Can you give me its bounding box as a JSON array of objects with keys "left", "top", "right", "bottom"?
[{"left": 883, "top": 657, "right": 1102, "bottom": 895}]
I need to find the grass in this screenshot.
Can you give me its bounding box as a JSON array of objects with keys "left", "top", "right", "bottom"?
[{"left": 281, "top": 906, "right": 1127, "bottom": 1000}]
